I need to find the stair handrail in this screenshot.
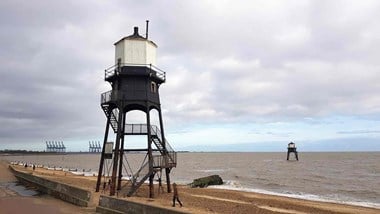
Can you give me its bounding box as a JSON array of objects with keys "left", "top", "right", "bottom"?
[
  {"left": 150, "top": 126, "right": 175, "bottom": 153},
  {"left": 100, "top": 100, "right": 119, "bottom": 132},
  {"left": 123, "top": 123, "right": 177, "bottom": 165},
  {"left": 100, "top": 90, "right": 112, "bottom": 104},
  {"left": 126, "top": 161, "right": 152, "bottom": 197},
  {"left": 164, "top": 140, "right": 177, "bottom": 166},
  {"left": 111, "top": 108, "right": 119, "bottom": 122},
  {"left": 149, "top": 125, "right": 177, "bottom": 166},
  {"left": 101, "top": 90, "right": 121, "bottom": 104},
  {"left": 132, "top": 161, "right": 149, "bottom": 184},
  {"left": 150, "top": 125, "right": 162, "bottom": 140},
  {"left": 151, "top": 126, "right": 176, "bottom": 165}
]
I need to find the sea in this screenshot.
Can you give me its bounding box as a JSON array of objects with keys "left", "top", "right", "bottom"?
[{"left": 2, "top": 152, "right": 380, "bottom": 209}]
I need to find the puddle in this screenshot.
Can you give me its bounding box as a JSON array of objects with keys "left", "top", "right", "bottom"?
[{"left": 1, "top": 182, "right": 41, "bottom": 196}]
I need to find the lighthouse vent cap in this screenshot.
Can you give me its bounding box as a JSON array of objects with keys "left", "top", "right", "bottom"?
[
  {"left": 133, "top": 26, "right": 139, "bottom": 36},
  {"left": 122, "top": 26, "right": 146, "bottom": 40}
]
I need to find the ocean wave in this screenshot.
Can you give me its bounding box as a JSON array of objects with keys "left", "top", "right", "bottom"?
[
  {"left": 223, "top": 180, "right": 243, "bottom": 188},
  {"left": 195, "top": 169, "right": 225, "bottom": 173},
  {"left": 255, "top": 177, "right": 270, "bottom": 182},
  {"left": 209, "top": 183, "right": 380, "bottom": 209},
  {"left": 84, "top": 172, "right": 97, "bottom": 177},
  {"left": 308, "top": 174, "right": 327, "bottom": 180},
  {"left": 337, "top": 189, "right": 380, "bottom": 199},
  {"left": 265, "top": 182, "right": 287, "bottom": 188}
]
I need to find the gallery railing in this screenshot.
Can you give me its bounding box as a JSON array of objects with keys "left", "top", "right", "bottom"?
[{"left": 104, "top": 63, "right": 166, "bottom": 82}]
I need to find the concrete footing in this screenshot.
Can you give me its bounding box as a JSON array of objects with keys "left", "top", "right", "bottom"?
[{"left": 97, "top": 195, "right": 190, "bottom": 214}]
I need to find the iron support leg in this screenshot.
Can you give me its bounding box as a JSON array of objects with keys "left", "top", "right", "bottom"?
[
  {"left": 96, "top": 109, "right": 111, "bottom": 192},
  {"left": 110, "top": 109, "right": 123, "bottom": 196},
  {"left": 117, "top": 113, "right": 126, "bottom": 190},
  {"left": 165, "top": 168, "right": 171, "bottom": 193},
  {"left": 146, "top": 105, "right": 154, "bottom": 198},
  {"left": 158, "top": 108, "right": 171, "bottom": 193}
]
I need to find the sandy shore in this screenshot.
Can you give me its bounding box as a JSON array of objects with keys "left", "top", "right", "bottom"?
[{"left": 5, "top": 162, "right": 380, "bottom": 214}]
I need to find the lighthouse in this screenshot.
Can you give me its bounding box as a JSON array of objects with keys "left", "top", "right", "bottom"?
[
  {"left": 287, "top": 142, "right": 299, "bottom": 161},
  {"left": 95, "top": 22, "right": 177, "bottom": 198}
]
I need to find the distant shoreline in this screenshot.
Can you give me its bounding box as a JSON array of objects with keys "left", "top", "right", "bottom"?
[
  {"left": 0, "top": 151, "right": 98, "bottom": 155},
  {"left": 0, "top": 150, "right": 190, "bottom": 155},
  {"left": 1, "top": 150, "right": 379, "bottom": 156}
]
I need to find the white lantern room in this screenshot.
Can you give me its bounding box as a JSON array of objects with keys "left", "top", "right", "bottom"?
[
  {"left": 114, "top": 27, "right": 157, "bottom": 66},
  {"left": 288, "top": 142, "right": 296, "bottom": 148}
]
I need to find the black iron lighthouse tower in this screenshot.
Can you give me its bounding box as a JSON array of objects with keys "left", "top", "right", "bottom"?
[
  {"left": 287, "top": 142, "right": 299, "bottom": 161},
  {"left": 95, "top": 23, "right": 177, "bottom": 198}
]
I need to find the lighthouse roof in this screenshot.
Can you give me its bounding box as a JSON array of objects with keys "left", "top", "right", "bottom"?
[{"left": 114, "top": 26, "right": 157, "bottom": 47}]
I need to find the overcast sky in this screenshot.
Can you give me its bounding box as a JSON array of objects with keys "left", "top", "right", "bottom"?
[{"left": 1, "top": 0, "right": 380, "bottom": 151}]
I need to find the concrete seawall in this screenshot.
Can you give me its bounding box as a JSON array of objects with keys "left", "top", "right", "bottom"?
[
  {"left": 10, "top": 166, "right": 91, "bottom": 207},
  {"left": 96, "top": 195, "right": 191, "bottom": 214},
  {"left": 10, "top": 166, "right": 190, "bottom": 213}
]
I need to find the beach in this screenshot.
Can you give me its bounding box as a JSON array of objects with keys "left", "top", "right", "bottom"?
[
  {"left": 3, "top": 161, "right": 380, "bottom": 214},
  {"left": 3, "top": 152, "right": 379, "bottom": 207}
]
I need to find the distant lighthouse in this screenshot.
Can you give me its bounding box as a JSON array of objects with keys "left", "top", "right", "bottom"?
[{"left": 287, "top": 142, "right": 299, "bottom": 161}]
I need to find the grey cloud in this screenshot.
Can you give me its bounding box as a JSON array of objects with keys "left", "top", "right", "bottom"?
[
  {"left": 1, "top": 0, "right": 380, "bottom": 146},
  {"left": 337, "top": 130, "right": 380, "bottom": 135},
  {"left": 0, "top": 0, "right": 113, "bottom": 143},
  {"left": 154, "top": 1, "right": 380, "bottom": 124}
]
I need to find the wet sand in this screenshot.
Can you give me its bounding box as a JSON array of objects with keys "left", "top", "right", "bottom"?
[{"left": 8, "top": 163, "right": 380, "bottom": 214}]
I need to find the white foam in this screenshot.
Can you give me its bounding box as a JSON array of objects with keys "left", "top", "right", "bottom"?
[
  {"left": 84, "top": 172, "right": 97, "bottom": 177},
  {"left": 70, "top": 171, "right": 84, "bottom": 176}
]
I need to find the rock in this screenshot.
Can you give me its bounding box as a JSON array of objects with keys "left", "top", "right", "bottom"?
[{"left": 190, "top": 175, "right": 223, "bottom": 188}]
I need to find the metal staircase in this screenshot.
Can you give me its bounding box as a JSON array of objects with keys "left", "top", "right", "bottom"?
[
  {"left": 123, "top": 161, "right": 153, "bottom": 197},
  {"left": 100, "top": 102, "right": 177, "bottom": 167},
  {"left": 123, "top": 124, "right": 177, "bottom": 167},
  {"left": 151, "top": 130, "right": 177, "bottom": 167},
  {"left": 120, "top": 152, "right": 171, "bottom": 197},
  {"left": 123, "top": 153, "right": 175, "bottom": 196},
  {"left": 100, "top": 92, "right": 177, "bottom": 196},
  {"left": 100, "top": 103, "right": 119, "bottom": 132},
  {"left": 98, "top": 106, "right": 177, "bottom": 196}
]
